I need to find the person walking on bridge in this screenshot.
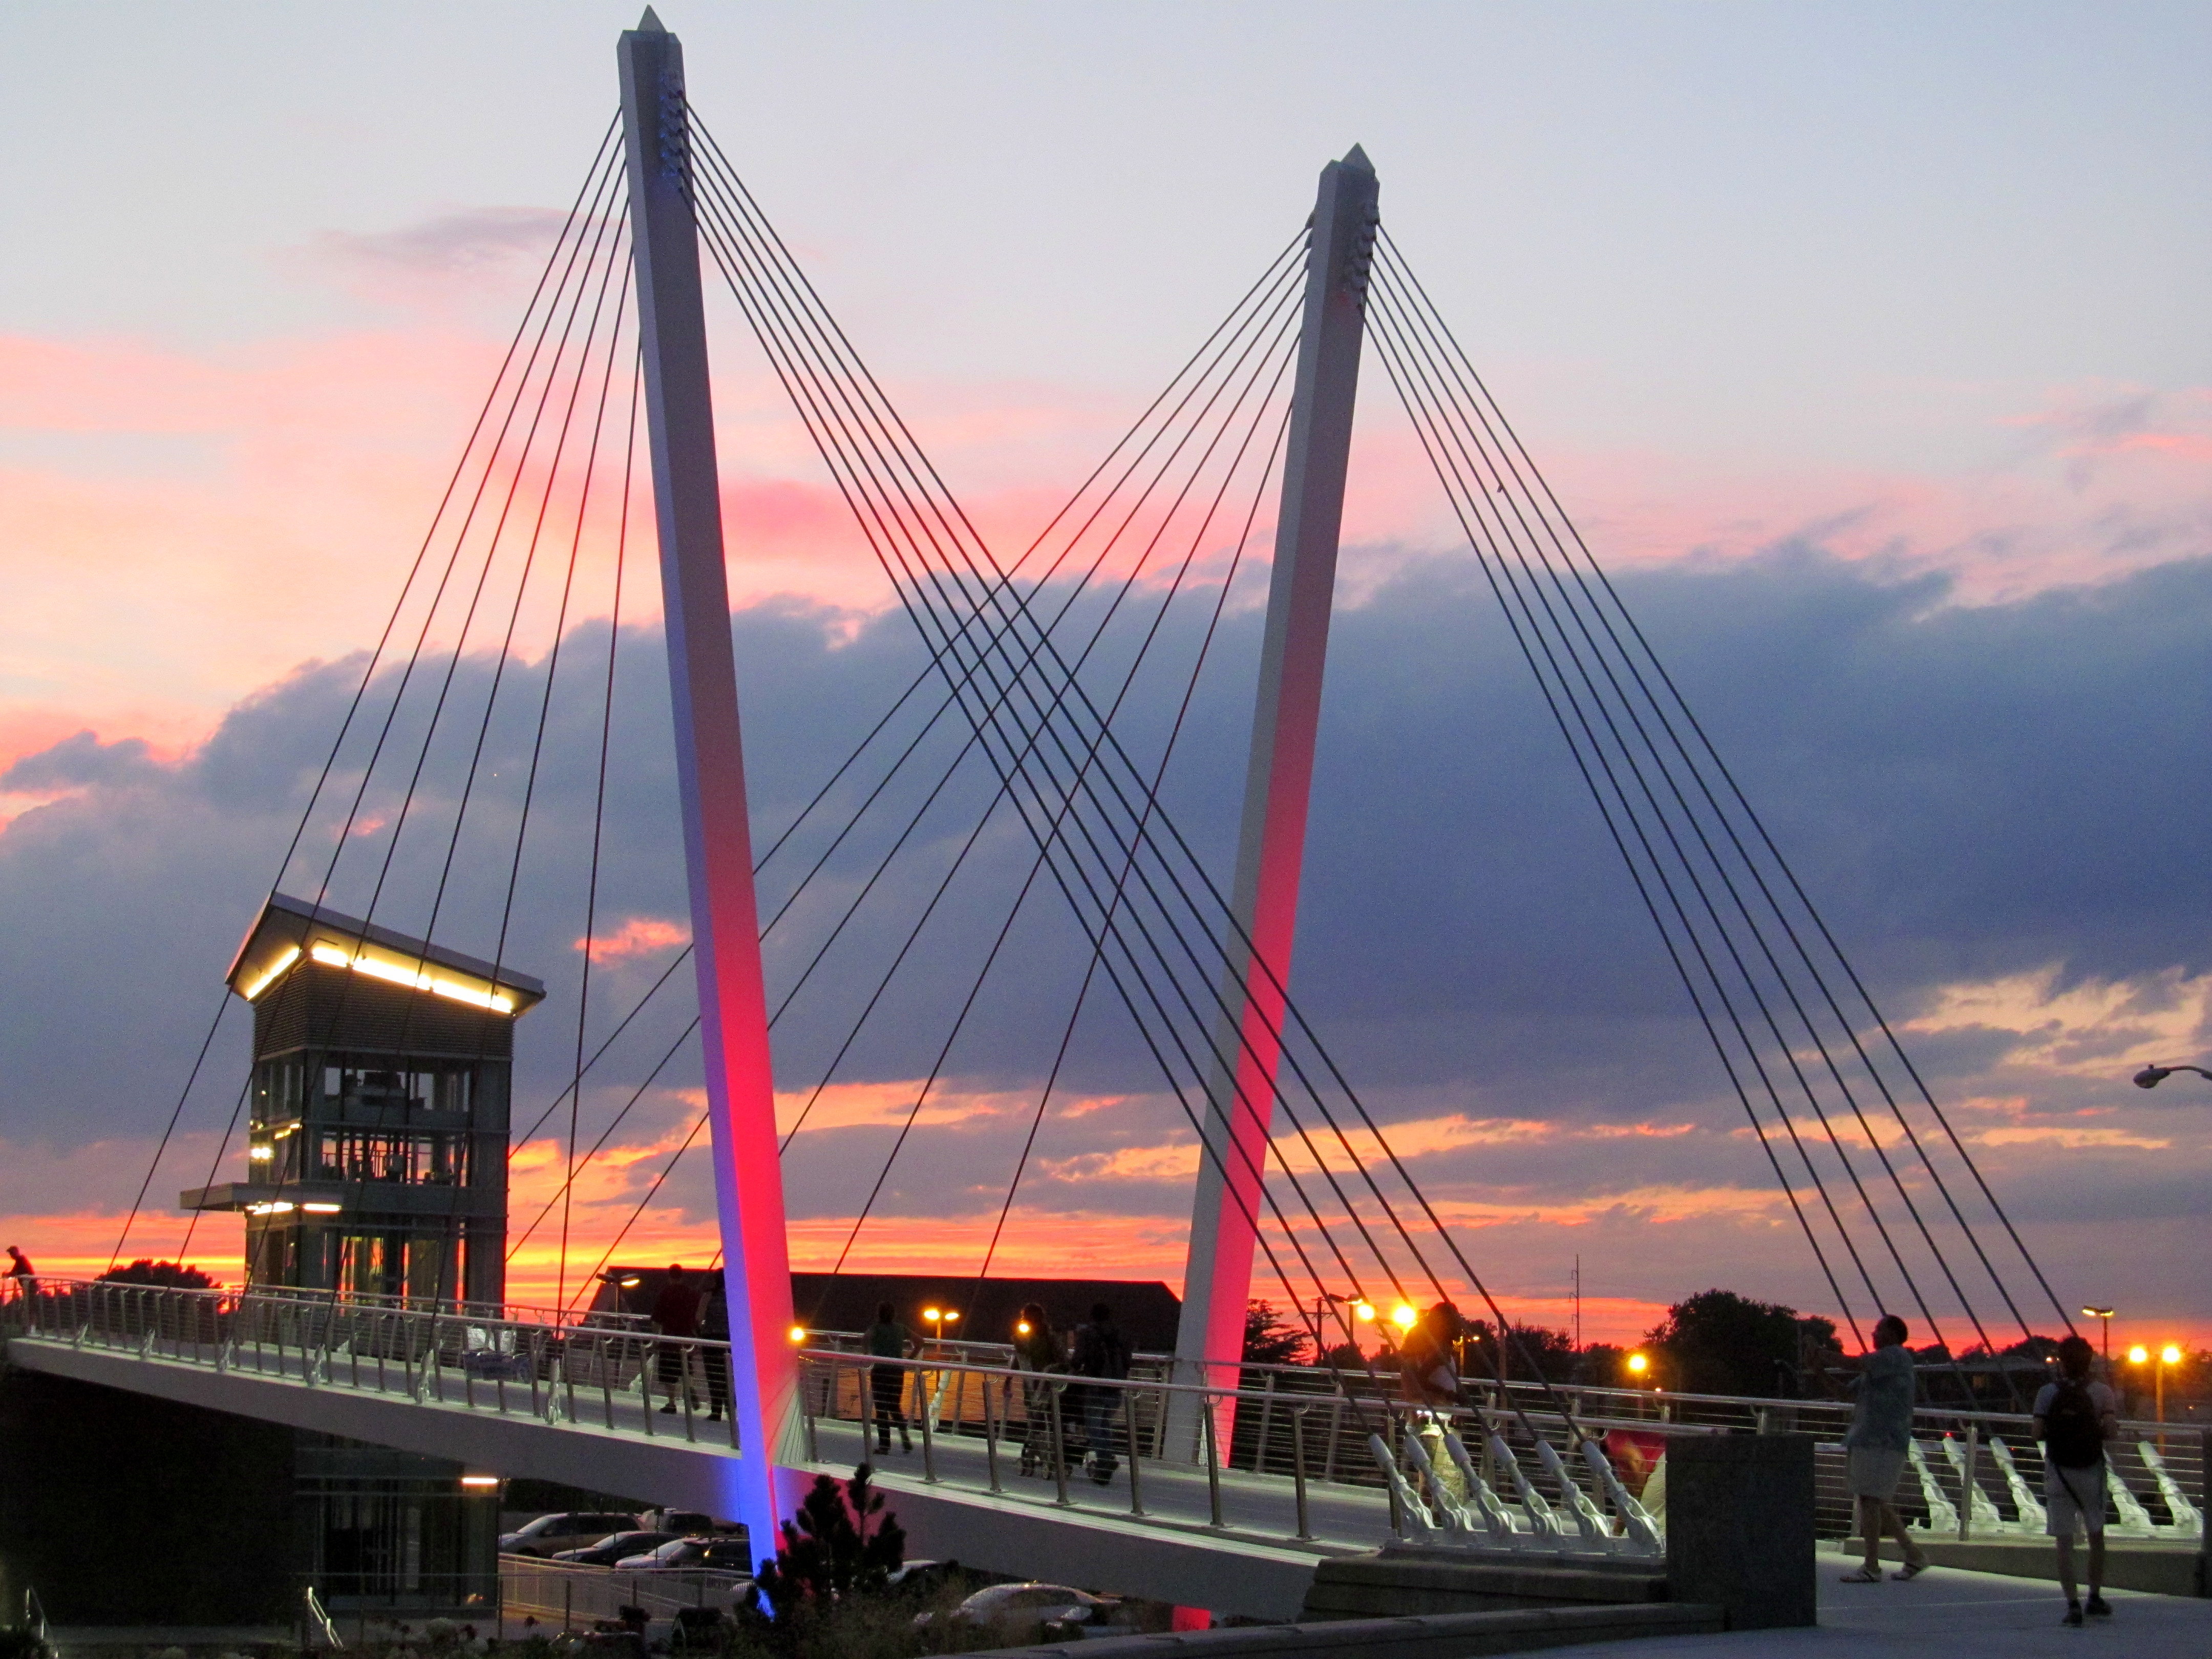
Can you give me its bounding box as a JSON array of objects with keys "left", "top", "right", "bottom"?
[
  {"left": 1012, "top": 1303, "right": 1062, "bottom": 1477},
  {"left": 1841, "top": 1314, "right": 1928, "bottom": 1582},
  {"left": 866, "top": 1301, "right": 916, "bottom": 1456},
  {"left": 650, "top": 1263, "right": 703, "bottom": 1415},
  {"left": 2036, "top": 1333, "right": 2118, "bottom": 1626},
  {"left": 1071, "top": 1302, "right": 1132, "bottom": 1484}
]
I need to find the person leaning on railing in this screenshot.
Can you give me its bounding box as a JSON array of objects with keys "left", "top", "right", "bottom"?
[{"left": 3, "top": 1246, "right": 35, "bottom": 1303}]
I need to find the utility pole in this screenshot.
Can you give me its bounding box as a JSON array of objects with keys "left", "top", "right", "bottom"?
[
  {"left": 1171, "top": 146, "right": 1378, "bottom": 1458},
  {"left": 618, "top": 8, "right": 803, "bottom": 1550}
]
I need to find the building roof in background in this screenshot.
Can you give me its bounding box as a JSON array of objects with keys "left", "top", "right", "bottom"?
[{"left": 225, "top": 891, "right": 548, "bottom": 1015}]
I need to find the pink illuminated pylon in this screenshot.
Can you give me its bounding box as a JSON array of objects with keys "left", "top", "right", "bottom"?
[
  {"left": 618, "top": 11, "right": 805, "bottom": 1558},
  {"left": 1172, "top": 148, "right": 1379, "bottom": 1455}
]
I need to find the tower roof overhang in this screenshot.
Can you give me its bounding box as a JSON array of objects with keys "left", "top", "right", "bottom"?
[{"left": 226, "top": 892, "right": 548, "bottom": 1018}]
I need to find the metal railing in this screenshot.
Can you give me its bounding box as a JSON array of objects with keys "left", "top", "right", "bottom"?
[{"left": 7, "top": 1277, "right": 2202, "bottom": 1555}]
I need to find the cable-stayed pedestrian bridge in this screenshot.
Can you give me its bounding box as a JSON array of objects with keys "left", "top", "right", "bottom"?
[{"left": 47, "top": 9, "right": 2095, "bottom": 1607}]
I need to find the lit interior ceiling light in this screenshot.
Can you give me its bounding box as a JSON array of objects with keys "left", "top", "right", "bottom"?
[
  {"left": 459, "top": 1475, "right": 501, "bottom": 1488},
  {"left": 240, "top": 945, "right": 302, "bottom": 1001},
  {"left": 248, "top": 1145, "right": 274, "bottom": 1161},
  {"left": 246, "top": 1201, "right": 299, "bottom": 1216},
  {"left": 302, "top": 1202, "right": 342, "bottom": 1214},
  {"left": 309, "top": 940, "right": 516, "bottom": 1013}
]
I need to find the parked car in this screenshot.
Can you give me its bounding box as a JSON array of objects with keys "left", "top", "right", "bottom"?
[
  {"left": 500, "top": 1512, "right": 642, "bottom": 1557},
  {"left": 550, "top": 1529, "right": 682, "bottom": 1566},
  {"left": 612, "top": 1536, "right": 755, "bottom": 1573},
  {"left": 916, "top": 1582, "right": 1120, "bottom": 1642},
  {"left": 639, "top": 1507, "right": 718, "bottom": 1536}
]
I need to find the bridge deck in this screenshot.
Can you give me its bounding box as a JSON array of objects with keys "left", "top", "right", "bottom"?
[{"left": 1, "top": 1332, "right": 1384, "bottom": 1617}]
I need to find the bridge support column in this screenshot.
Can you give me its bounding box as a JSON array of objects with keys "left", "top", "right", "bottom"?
[
  {"left": 619, "top": 10, "right": 803, "bottom": 1556},
  {"left": 1171, "top": 147, "right": 1378, "bottom": 1458}
]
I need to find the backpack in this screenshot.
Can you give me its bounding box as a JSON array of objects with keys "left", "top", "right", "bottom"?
[
  {"left": 1074, "top": 1323, "right": 1131, "bottom": 1380},
  {"left": 2042, "top": 1379, "right": 2104, "bottom": 1470}
]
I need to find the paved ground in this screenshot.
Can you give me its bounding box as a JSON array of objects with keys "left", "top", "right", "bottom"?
[{"left": 1537, "top": 1547, "right": 2210, "bottom": 1658}]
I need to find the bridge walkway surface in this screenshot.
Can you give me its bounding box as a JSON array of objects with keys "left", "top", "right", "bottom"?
[
  {"left": 0, "top": 1302, "right": 1393, "bottom": 1618},
  {"left": 1538, "top": 1554, "right": 2210, "bottom": 1659}
]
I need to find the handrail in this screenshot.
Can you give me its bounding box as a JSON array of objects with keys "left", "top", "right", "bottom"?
[{"left": 6, "top": 1274, "right": 2195, "bottom": 1443}]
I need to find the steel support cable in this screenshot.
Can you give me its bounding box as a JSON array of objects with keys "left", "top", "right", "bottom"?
[
  {"left": 277, "top": 176, "right": 635, "bottom": 1233},
  {"left": 564, "top": 1041, "right": 712, "bottom": 1307},
  {"left": 689, "top": 162, "right": 1305, "bottom": 882},
  {"left": 703, "top": 186, "right": 1486, "bottom": 1348},
  {"left": 691, "top": 110, "right": 1310, "bottom": 597},
  {"left": 1354, "top": 297, "right": 1887, "bottom": 1402},
  {"left": 423, "top": 221, "right": 633, "bottom": 973},
  {"left": 121, "top": 120, "right": 625, "bottom": 1272},
  {"left": 1367, "top": 262, "right": 2027, "bottom": 1363},
  {"left": 1359, "top": 293, "right": 1876, "bottom": 1342},
  {"left": 512, "top": 1012, "right": 699, "bottom": 1263},
  {"left": 303, "top": 136, "right": 631, "bottom": 926},
  {"left": 506, "top": 278, "right": 1293, "bottom": 1188},
  {"left": 690, "top": 188, "right": 1318, "bottom": 1110},
  {"left": 694, "top": 142, "right": 1884, "bottom": 1407},
  {"left": 350, "top": 176, "right": 633, "bottom": 958},
  {"left": 738, "top": 266, "right": 1302, "bottom": 990},
  {"left": 690, "top": 155, "right": 1564, "bottom": 1382},
  {"left": 739, "top": 277, "right": 1305, "bottom": 1093},
  {"left": 690, "top": 257, "right": 1398, "bottom": 1336},
  {"left": 180, "top": 137, "right": 631, "bottom": 1265},
  {"left": 811, "top": 335, "right": 1310, "bottom": 1286},
  {"left": 1376, "top": 233, "right": 2067, "bottom": 1341},
  {"left": 690, "top": 145, "right": 1306, "bottom": 735},
  {"left": 556, "top": 353, "right": 640, "bottom": 1303},
  {"left": 692, "top": 130, "right": 1262, "bottom": 680},
  {"left": 755, "top": 311, "right": 1305, "bottom": 1162},
  {"left": 479, "top": 294, "right": 636, "bottom": 1312},
  {"left": 798, "top": 444, "right": 1420, "bottom": 1334},
  {"left": 1365, "top": 273, "right": 2016, "bottom": 1387},
  {"left": 966, "top": 398, "right": 1292, "bottom": 1304},
  {"left": 1360, "top": 279, "right": 1903, "bottom": 1287},
  {"left": 1373, "top": 284, "right": 2001, "bottom": 1399},
  {"left": 688, "top": 136, "right": 1315, "bottom": 956},
  {"left": 523, "top": 346, "right": 1305, "bottom": 1279},
  {"left": 1363, "top": 279, "right": 1892, "bottom": 1299}
]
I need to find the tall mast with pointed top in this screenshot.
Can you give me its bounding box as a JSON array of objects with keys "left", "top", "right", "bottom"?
[
  {"left": 1172, "top": 146, "right": 1379, "bottom": 1453},
  {"left": 618, "top": 8, "right": 803, "bottom": 1547}
]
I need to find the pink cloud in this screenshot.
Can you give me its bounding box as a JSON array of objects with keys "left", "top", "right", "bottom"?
[{"left": 576, "top": 915, "right": 689, "bottom": 965}]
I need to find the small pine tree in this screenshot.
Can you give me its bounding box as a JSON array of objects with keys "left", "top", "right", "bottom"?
[{"left": 751, "top": 1465, "right": 905, "bottom": 1634}]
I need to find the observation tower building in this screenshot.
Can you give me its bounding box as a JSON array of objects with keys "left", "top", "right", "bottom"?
[{"left": 183, "top": 894, "right": 545, "bottom": 1309}]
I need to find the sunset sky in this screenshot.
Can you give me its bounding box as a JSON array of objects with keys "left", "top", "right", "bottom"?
[{"left": 3, "top": 3, "right": 2208, "bottom": 1355}]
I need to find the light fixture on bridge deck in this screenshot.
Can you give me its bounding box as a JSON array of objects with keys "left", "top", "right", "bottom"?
[{"left": 182, "top": 892, "right": 546, "bottom": 1311}]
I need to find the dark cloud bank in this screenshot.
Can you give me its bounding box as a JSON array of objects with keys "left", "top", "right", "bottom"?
[{"left": 7, "top": 544, "right": 2209, "bottom": 1303}]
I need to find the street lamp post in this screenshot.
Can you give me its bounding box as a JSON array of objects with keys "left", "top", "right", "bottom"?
[
  {"left": 2132, "top": 1064, "right": 2212, "bottom": 1089},
  {"left": 2083, "top": 1306, "right": 2115, "bottom": 1368},
  {"left": 1312, "top": 1291, "right": 1376, "bottom": 1358}
]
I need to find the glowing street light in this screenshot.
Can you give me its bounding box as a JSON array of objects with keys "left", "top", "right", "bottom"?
[
  {"left": 787, "top": 1325, "right": 807, "bottom": 1346},
  {"left": 1627, "top": 1351, "right": 1650, "bottom": 1379},
  {"left": 2082, "top": 1306, "right": 2115, "bottom": 1365},
  {"left": 1355, "top": 1302, "right": 1376, "bottom": 1325},
  {"left": 922, "top": 1305, "right": 959, "bottom": 1342},
  {"left": 1391, "top": 1304, "right": 1418, "bottom": 1333}
]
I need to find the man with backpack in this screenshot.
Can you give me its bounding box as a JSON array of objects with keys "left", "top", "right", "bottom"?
[
  {"left": 2035, "top": 1333, "right": 2119, "bottom": 1625},
  {"left": 1070, "top": 1302, "right": 1132, "bottom": 1484}
]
